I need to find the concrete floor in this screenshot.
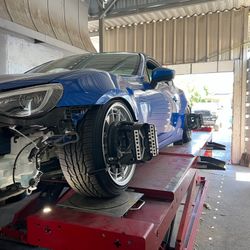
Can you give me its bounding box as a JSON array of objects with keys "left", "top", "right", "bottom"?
[
  {"left": 195, "top": 128, "right": 250, "bottom": 250},
  {"left": 195, "top": 165, "right": 250, "bottom": 250}
]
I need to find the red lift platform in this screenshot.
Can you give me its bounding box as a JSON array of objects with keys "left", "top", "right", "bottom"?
[{"left": 0, "top": 132, "right": 213, "bottom": 250}]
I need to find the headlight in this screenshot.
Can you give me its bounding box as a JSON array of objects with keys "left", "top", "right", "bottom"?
[{"left": 0, "top": 83, "right": 63, "bottom": 117}]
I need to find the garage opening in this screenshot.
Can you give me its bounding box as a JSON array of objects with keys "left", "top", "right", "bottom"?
[{"left": 174, "top": 72, "right": 234, "bottom": 161}]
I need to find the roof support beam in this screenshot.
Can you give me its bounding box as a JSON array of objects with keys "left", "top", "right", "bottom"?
[
  {"left": 99, "top": 18, "right": 104, "bottom": 52},
  {"left": 99, "top": 0, "right": 119, "bottom": 52},
  {"left": 90, "top": 0, "right": 215, "bottom": 20}
]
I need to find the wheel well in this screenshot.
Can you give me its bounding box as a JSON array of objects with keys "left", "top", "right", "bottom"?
[{"left": 106, "top": 98, "right": 138, "bottom": 121}]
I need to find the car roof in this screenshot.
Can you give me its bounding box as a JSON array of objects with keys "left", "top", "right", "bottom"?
[{"left": 87, "top": 52, "right": 141, "bottom": 56}]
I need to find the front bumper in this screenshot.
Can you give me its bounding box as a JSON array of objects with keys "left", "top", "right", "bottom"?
[{"left": 0, "top": 108, "right": 66, "bottom": 128}]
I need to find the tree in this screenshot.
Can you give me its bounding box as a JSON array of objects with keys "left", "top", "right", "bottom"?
[{"left": 188, "top": 85, "right": 218, "bottom": 107}]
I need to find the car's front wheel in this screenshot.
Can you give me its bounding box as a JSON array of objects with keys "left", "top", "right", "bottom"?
[{"left": 58, "top": 101, "right": 136, "bottom": 197}]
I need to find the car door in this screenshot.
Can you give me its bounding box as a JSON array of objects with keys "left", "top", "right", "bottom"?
[{"left": 135, "top": 58, "right": 179, "bottom": 146}]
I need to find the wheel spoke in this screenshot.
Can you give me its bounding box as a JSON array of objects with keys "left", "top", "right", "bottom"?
[
  {"left": 120, "top": 112, "right": 126, "bottom": 121},
  {"left": 121, "top": 166, "right": 125, "bottom": 178},
  {"left": 116, "top": 109, "right": 121, "bottom": 122},
  {"left": 111, "top": 108, "right": 116, "bottom": 123},
  {"left": 114, "top": 168, "right": 118, "bottom": 180}
]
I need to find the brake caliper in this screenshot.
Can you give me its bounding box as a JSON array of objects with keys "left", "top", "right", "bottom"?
[{"left": 107, "top": 121, "right": 158, "bottom": 166}]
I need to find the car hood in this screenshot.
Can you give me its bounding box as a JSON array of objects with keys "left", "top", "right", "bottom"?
[
  {"left": 0, "top": 71, "right": 77, "bottom": 91},
  {"left": 0, "top": 69, "right": 126, "bottom": 107}
]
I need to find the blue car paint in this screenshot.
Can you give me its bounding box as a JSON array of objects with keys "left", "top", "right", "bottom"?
[
  {"left": 0, "top": 71, "right": 76, "bottom": 91},
  {"left": 0, "top": 53, "right": 188, "bottom": 149},
  {"left": 171, "top": 113, "right": 180, "bottom": 127},
  {"left": 151, "top": 67, "right": 175, "bottom": 83},
  {"left": 54, "top": 69, "right": 118, "bottom": 107}
]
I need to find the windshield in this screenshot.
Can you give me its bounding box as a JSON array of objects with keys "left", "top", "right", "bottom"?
[{"left": 27, "top": 53, "right": 140, "bottom": 76}]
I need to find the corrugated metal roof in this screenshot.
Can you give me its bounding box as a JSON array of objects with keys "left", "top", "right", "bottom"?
[
  {"left": 103, "top": 7, "right": 248, "bottom": 64},
  {"left": 109, "top": 0, "right": 214, "bottom": 16},
  {"left": 88, "top": 0, "right": 250, "bottom": 32}
]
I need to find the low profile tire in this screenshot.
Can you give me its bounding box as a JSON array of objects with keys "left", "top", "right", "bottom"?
[
  {"left": 182, "top": 106, "right": 192, "bottom": 143},
  {"left": 58, "top": 101, "right": 136, "bottom": 198}
]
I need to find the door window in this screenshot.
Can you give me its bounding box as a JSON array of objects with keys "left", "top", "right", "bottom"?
[{"left": 145, "top": 59, "right": 160, "bottom": 85}]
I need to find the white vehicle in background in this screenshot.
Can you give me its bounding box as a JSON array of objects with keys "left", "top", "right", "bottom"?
[
  {"left": 193, "top": 110, "right": 219, "bottom": 130},
  {"left": 192, "top": 103, "right": 222, "bottom": 131}
]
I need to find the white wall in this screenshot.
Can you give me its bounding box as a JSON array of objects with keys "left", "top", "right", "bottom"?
[
  {"left": 0, "top": 29, "right": 74, "bottom": 74},
  {"left": 90, "top": 36, "right": 99, "bottom": 52},
  {"left": 0, "top": 31, "right": 8, "bottom": 73}
]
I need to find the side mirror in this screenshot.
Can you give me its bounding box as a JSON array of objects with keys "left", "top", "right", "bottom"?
[{"left": 151, "top": 67, "right": 175, "bottom": 85}]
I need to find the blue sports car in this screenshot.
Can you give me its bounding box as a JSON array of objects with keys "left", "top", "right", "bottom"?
[{"left": 0, "top": 52, "right": 201, "bottom": 200}]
